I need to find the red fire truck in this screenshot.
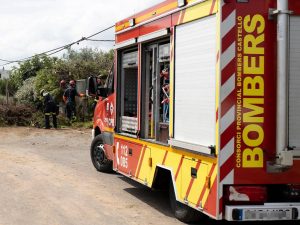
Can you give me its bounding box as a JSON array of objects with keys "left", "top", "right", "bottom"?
[{"left": 88, "top": 0, "right": 300, "bottom": 222}]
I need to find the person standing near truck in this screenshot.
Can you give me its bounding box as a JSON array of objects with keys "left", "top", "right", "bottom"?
[
  {"left": 63, "top": 80, "right": 84, "bottom": 121},
  {"left": 40, "top": 89, "right": 57, "bottom": 129}
]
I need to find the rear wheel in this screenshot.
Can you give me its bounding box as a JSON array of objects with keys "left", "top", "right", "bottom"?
[
  {"left": 90, "top": 134, "right": 112, "bottom": 172},
  {"left": 169, "top": 181, "right": 204, "bottom": 223}
]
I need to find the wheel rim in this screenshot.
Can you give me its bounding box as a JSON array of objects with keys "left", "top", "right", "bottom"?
[{"left": 93, "top": 143, "right": 105, "bottom": 166}]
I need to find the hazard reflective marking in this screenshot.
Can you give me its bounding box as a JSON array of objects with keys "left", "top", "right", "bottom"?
[
  {"left": 175, "top": 156, "right": 184, "bottom": 181},
  {"left": 162, "top": 151, "right": 168, "bottom": 165},
  {"left": 185, "top": 161, "right": 201, "bottom": 199},
  {"left": 135, "top": 146, "right": 146, "bottom": 179},
  {"left": 210, "top": 0, "right": 217, "bottom": 15},
  {"left": 196, "top": 164, "right": 216, "bottom": 207}
]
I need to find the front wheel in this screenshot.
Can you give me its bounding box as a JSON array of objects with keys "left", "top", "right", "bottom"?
[
  {"left": 90, "top": 134, "right": 112, "bottom": 172},
  {"left": 169, "top": 181, "right": 204, "bottom": 223}
]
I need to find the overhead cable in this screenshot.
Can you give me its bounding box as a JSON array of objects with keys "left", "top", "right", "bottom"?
[
  {"left": 85, "top": 38, "right": 115, "bottom": 42},
  {"left": 0, "top": 24, "right": 115, "bottom": 67}
]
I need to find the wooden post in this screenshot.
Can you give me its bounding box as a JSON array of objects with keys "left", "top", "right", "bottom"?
[{"left": 6, "top": 79, "right": 9, "bottom": 105}]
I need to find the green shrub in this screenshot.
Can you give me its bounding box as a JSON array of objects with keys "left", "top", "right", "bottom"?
[{"left": 15, "top": 77, "right": 37, "bottom": 106}]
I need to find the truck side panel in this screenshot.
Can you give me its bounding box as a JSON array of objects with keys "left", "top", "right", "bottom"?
[
  {"left": 113, "top": 135, "right": 219, "bottom": 218},
  {"left": 218, "top": 0, "right": 300, "bottom": 218},
  {"left": 113, "top": 0, "right": 221, "bottom": 218}
]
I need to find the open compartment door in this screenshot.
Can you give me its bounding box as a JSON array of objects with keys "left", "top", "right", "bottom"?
[{"left": 118, "top": 50, "right": 139, "bottom": 135}]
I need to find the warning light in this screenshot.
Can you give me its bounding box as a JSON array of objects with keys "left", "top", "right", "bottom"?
[{"left": 178, "top": 0, "right": 186, "bottom": 7}]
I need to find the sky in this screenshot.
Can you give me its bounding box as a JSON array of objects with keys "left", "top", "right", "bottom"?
[{"left": 0, "top": 0, "right": 164, "bottom": 69}]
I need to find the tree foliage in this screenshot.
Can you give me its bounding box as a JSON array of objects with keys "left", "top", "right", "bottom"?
[
  {"left": 9, "top": 55, "right": 55, "bottom": 92},
  {"left": 0, "top": 79, "right": 7, "bottom": 96},
  {"left": 15, "top": 77, "right": 37, "bottom": 105},
  {"left": 62, "top": 48, "right": 113, "bottom": 80},
  {"left": 8, "top": 47, "right": 114, "bottom": 105}
]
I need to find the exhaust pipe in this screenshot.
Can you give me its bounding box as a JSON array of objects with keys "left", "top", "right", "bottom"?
[
  {"left": 268, "top": 0, "right": 293, "bottom": 172},
  {"left": 275, "top": 0, "right": 293, "bottom": 168}
]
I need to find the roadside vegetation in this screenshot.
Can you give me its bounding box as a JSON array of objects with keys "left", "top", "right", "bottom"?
[{"left": 0, "top": 48, "right": 113, "bottom": 127}]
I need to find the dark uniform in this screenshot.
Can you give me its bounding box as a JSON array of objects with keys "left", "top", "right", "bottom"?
[
  {"left": 63, "top": 87, "right": 80, "bottom": 120},
  {"left": 43, "top": 92, "right": 57, "bottom": 129}
]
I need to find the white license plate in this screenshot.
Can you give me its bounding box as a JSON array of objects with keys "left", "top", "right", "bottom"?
[{"left": 244, "top": 208, "right": 293, "bottom": 220}]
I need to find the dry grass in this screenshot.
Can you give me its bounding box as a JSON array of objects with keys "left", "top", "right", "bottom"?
[{"left": 0, "top": 103, "right": 35, "bottom": 126}]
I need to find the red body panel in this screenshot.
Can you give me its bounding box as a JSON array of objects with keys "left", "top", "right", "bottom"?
[
  {"left": 221, "top": 0, "right": 300, "bottom": 185},
  {"left": 116, "top": 16, "right": 172, "bottom": 44},
  {"left": 93, "top": 93, "right": 116, "bottom": 132},
  {"left": 113, "top": 138, "right": 144, "bottom": 178},
  {"left": 115, "top": 0, "right": 177, "bottom": 32}
]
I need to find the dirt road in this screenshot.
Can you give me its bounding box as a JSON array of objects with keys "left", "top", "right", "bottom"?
[
  {"left": 0, "top": 127, "right": 296, "bottom": 225},
  {"left": 0, "top": 127, "right": 181, "bottom": 225}
]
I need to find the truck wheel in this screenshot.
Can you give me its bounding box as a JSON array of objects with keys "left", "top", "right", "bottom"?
[
  {"left": 169, "top": 181, "right": 204, "bottom": 223},
  {"left": 90, "top": 135, "right": 112, "bottom": 173}
]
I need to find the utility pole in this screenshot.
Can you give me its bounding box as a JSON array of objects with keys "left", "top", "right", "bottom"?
[{"left": 6, "top": 79, "right": 9, "bottom": 105}]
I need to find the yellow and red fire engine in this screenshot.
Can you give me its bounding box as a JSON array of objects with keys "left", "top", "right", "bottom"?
[{"left": 88, "top": 0, "right": 300, "bottom": 222}]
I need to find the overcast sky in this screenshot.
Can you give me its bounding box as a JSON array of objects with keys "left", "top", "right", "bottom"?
[{"left": 0, "top": 0, "right": 164, "bottom": 69}]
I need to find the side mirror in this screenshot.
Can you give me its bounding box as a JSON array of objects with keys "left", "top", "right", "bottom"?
[
  {"left": 86, "top": 76, "right": 108, "bottom": 98},
  {"left": 87, "top": 76, "right": 97, "bottom": 97},
  {"left": 98, "top": 87, "right": 108, "bottom": 97}
]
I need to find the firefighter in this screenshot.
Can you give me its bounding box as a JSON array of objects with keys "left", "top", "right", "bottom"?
[
  {"left": 60, "top": 79, "right": 66, "bottom": 89},
  {"left": 40, "top": 89, "right": 57, "bottom": 129},
  {"left": 63, "top": 80, "right": 83, "bottom": 121}
]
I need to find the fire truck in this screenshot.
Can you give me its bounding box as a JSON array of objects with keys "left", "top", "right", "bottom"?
[{"left": 88, "top": 0, "right": 300, "bottom": 222}]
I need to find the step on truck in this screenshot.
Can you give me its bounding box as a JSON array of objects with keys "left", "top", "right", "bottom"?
[{"left": 88, "top": 0, "right": 300, "bottom": 222}]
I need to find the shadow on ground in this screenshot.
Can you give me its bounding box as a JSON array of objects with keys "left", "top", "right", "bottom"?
[
  {"left": 119, "top": 176, "right": 174, "bottom": 218},
  {"left": 119, "top": 176, "right": 299, "bottom": 225}
]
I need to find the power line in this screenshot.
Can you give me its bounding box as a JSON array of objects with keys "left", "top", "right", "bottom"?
[
  {"left": 17, "top": 43, "right": 74, "bottom": 62},
  {"left": 85, "top": 25, "right": 114, "bottom": 39},
  {"left": 0, "top": 61, "right": 13, "bottom": 67},
  {"left": 0, "top": 58, "right": 15, "bottom": 63},
  {"left": 0, "top": 24, "right": 115, "bottom": 67},
  {"left": 85, "top": 38, "right": 115, "bottom": 42}
]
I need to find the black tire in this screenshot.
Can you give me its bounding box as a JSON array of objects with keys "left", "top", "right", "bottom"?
[
  {"left": 169, "top": 181, "right": 204, "bottom": 223},
  {"left": 90, "top": 134, "right": 112, "bottom": 173}
]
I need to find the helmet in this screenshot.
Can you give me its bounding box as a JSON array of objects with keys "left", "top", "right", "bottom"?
[
  {"left": 69, "top": 80, "right": 76, "bottom": 87},
  {"left": 40, "top": 89, "right": 48, "bottom": 97},
  {"left": 60, "top": 80, "right": 66, "bottom": 87}
]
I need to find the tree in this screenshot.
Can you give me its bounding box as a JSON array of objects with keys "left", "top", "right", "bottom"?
[
  {"left": 9, "top": 55, "right": 57, "bottom": 94},
  {"left": 8, "top": 48, "right": 114, "bottom": 107},
  {"left": 62, "top": 48, "right": 114, "bottom": 80},
  {"left": 35, "top": 68, "right": 62, "bottom": 103}
]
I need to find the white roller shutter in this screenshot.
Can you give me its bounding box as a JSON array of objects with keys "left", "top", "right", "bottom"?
[
  {"left": 289, "top": 16, "right": 300, "bottom": 154},
  {"left": 173, "top": 15, "right": 217, "bottom": 151}
]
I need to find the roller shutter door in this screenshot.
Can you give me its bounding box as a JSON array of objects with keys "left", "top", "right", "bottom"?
[
  {"left": 174, "top": 15, "right": 217, "bottom": 150},
  {"left": 289, "top": 16, "right": 300, "bottom": 153}
]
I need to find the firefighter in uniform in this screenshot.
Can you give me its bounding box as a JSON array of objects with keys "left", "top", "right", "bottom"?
[
  {"left": 41, "top": 89, "right": 57, "bottom": 129},
  {"left": 63, "top": 80, "right": 83, "bottom": 121}
]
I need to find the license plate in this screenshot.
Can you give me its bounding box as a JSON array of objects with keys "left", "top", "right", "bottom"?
[{"left": 244, "top": 208, "right": 293, "bottom": 220}]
